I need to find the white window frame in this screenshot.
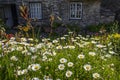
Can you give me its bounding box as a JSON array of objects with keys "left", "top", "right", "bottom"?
[
  {"left": 70, "top": 2, "right": 82, "bottom": 19},
  {"left": 29, "top": 2, "right": 42, "bottom": 19}
]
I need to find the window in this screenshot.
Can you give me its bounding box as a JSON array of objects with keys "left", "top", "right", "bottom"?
[
  {"left": 70, "top": 2, "right": 82, "bottom": 19},
  {"left": 29, "top": 2, "right": 42, "bottom": 19}
]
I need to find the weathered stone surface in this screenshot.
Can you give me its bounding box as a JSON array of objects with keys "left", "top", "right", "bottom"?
[
  {"left": 0, "top": 0, "right": 116, "bottom": 27},
  {"left": 101, "top": 0, "right": 120, "bottom": 22}
]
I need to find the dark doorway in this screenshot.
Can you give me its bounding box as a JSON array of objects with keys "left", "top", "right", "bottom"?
[
  {"left": 11, "top": 4, "right": 18, "bottom": 27},
  {"left": 0, "top": 4, "right": 18, "bottom": 28}
]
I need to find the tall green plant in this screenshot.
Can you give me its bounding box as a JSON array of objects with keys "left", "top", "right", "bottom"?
[
  {"left": 110, "top": 21, "right": 119, "bottom": 34},
  {"left": 0, "top": 19, "right": 6, "bottom": 39},
  {"left": 17, "top": 4, "right": 34, "bottom": 38}
]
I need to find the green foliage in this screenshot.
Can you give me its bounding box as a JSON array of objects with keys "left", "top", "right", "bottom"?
[
  {"left": 52, "top": 22, "right": 62, "bottom": 29},
  {"left": 0, "top": 19, "right": 6, "bottom": 32},
  {"left": 0, "top": 19, "right": 6, "bottom": 28},
  {"left": 66, "top": 24, "right": 81, "bottom": 33},
  {"left": 0, "top": 19, "right": 6, "bottom": 39},
  {"left": 87, "top": 24, "right": 102, "bottom": 32},
  {"left": 86, "top": 21, "right": 120, "bottom": 34},
  {"left": 34, "top": 26, "right": 41, "bottom": 39},
  {"left": 108, "top": 33, "right": 120, "bottom": 55},
  {"left": 109, "top": 21, "right": 119, "bottom": 34}
]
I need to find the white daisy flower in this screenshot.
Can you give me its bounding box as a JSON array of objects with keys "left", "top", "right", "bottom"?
[
  {"left": 68, "top": 46, "right": 75, "bottom": 49},
  {"left": 103, "top": 48, "right": 107, "bottom": 50},
  {"left": 10, "top": 37, "right": 15, "bottom": 41},
  {"left": 91, "top": 41, "right": 97, "bottom": 44},
  {"left": 28, "top": 38, "right": 33, "bottom": 41},
  {"left": 60, "top": 37, "right": 66, "bottom": 40},
  {"left": 48, "top": 58, "right": 53, "bottom": 61},
  {"left": 31, "top": 55, "right": 37, "bottom": 60},
  {"left": 89, "top": 52, "right": 96, "bottom": 56},
  {"left": 111, "top": 68, "right": 114, "bottom": 71},
  {"left": 109, "top": 51, "right": 116, "bottom": 54},
  {"left": 20, "top": 42, "right": 29, "bottom": 46},
  {"left": 110, "top": 63, "right": 114, "bottom": 67},
  {"left": 52, "top": 40, "right": 58, "bottom": 43},
  {"left": 17, "top": 70, "right": 22, "bottom": 76},
  {"left": 56, "top": 45, "right": 63, "bottom": 49},
  {"left": 17, "top": 66, "right": 21, "bottom": 69},
  {"left": 83, "top": 42, "right": 90, "bottom": 46},
  {"left": 83, "top": 64, "right": 92, "bottom": 71},
  {"left": 100, "top": 56, "right": 105, "bottom": 60},
  {"left": 32, "top": 64, "right": 41, "bottom": 71},
  {"left": 32, "top": 77, "right": 40, "bottom": 80},
  {"left": 58, "top": 64, "right": 65, "bottom": 70},
  {"left": 64, "top": 35, "right": 69, "bottom": 37},
  {"left": 10, "top": 48, "right": 15, "bottom": 51},
  {"left": 68, "top": 32, "right": 73, "bottom": 34},
  {"left": 93, "top": 73, "right": 100, "bottom": 79},
  {"left": 96, "top": 44, "right": 105, "bottom": 48},
  {"left": 63, "top": 46, "right": 69, "bottom": 49},
  {"left": 78, "top": 35, "right": 82, "bottom": 37},
  {"left": 29, "top": 47, "right": 37, "bottom": 53},
  {"left": 16, "top": 46, "right": 23, "bottom": 51},
  {"left": 86, "top": 35, "right": 90, "bottom": 38},
  {"left": 60, "top": 58, "right": 67, "bottom": 63},
  {"left": 28, "top": 64, "right": 34, "bottom": 70},
  {"left": 42, "top": 55, "right": 48, "bottom": 61},
  {"left": 47, "top": 42, "right": 53, "bottom": 48},
  {"left": 22, "top": 50, "right": 28, "bottom": 54},
  {"left": 75, "top": 42, "right": 84, "bottom": 47},
  {"left": 78, "top": 54, "right": 85, "bottom": 59},
  {"left": 21, "top": 69, "right": 28, "bottom": 75},
  {"left": 10, "top": 56, "right": 18, "bottom": 61},
  {"left": 66, "top": 70, "right": 73, "bottom": 78},
  {"left": 67, "top": 62, "right": 74, "bottom": 67},
  {"left": 52, "top": 51, "right": 56, "bottom": 56},
  {"left": 71, "top": 39, "right": 77, "bottom": 42},
  {"left": 75, "top": 37, "right": 80, "bottom": 39},
  {"left": 21, "top": 37, "right": 27, "bottom": 42},
  {"left": 36, "top": 43, "right": 44, "bottom": 49},
  {"left": 42, "top": 38, "right": 47, "bottom": 42},
  {"left": 44, "top": 75, "right": 53, "bottom": 80},
  {"left": 108, "top": 42, "right": 112, "bottom": 46},
  {"left": 26, "top": 52, "right": 32, "bottom": 55},
  {"left": 105, "top": 54, "right": 111, "bottom": 58}
]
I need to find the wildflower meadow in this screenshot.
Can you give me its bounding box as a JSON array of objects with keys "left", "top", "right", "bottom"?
[{"left": 0, "top": 32, "right": 120, "bottom": 80}]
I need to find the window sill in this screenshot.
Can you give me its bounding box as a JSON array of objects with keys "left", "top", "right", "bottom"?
[
  {"left": 69, "top": 18, "right": 82, "bottom": 20},
  {"left": 30, "top": 18, "right": 43, "bottom": 22}
]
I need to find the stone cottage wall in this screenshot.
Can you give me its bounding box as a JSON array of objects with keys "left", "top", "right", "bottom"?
[
  {"left": 15, "top": 0, "right": 115, "bottom": 27},
  {"left": 100, "top": 8, "right": 115, "bottom": 24},
  {"left": 59, "top": 1, "right": 101, "bottom": 27},
  {"left": 16, "top": 0, "right": 50, "bottom": 26}
]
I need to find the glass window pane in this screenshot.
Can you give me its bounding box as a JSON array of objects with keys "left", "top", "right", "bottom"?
[
  {"left": 70, "top": 2, "right": 82, "bottom": 19},
  {"left": 29, "top": 3, "right": 42, "bottom": 19}
]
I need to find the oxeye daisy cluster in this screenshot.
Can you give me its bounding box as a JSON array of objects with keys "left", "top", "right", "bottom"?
[{"left": 0, "top": 32, "right": 120, "bottom": 80}]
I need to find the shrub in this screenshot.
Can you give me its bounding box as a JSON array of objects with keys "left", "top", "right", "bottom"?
[
  {"left": 86, "top": 21, "right": 120, "bottom": 34},
  {"left": 66, "top": 24, "right": 81, "bottom": 33},
  {"left": 108, "top": 33, "right": 120, "bottom": 55}
]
